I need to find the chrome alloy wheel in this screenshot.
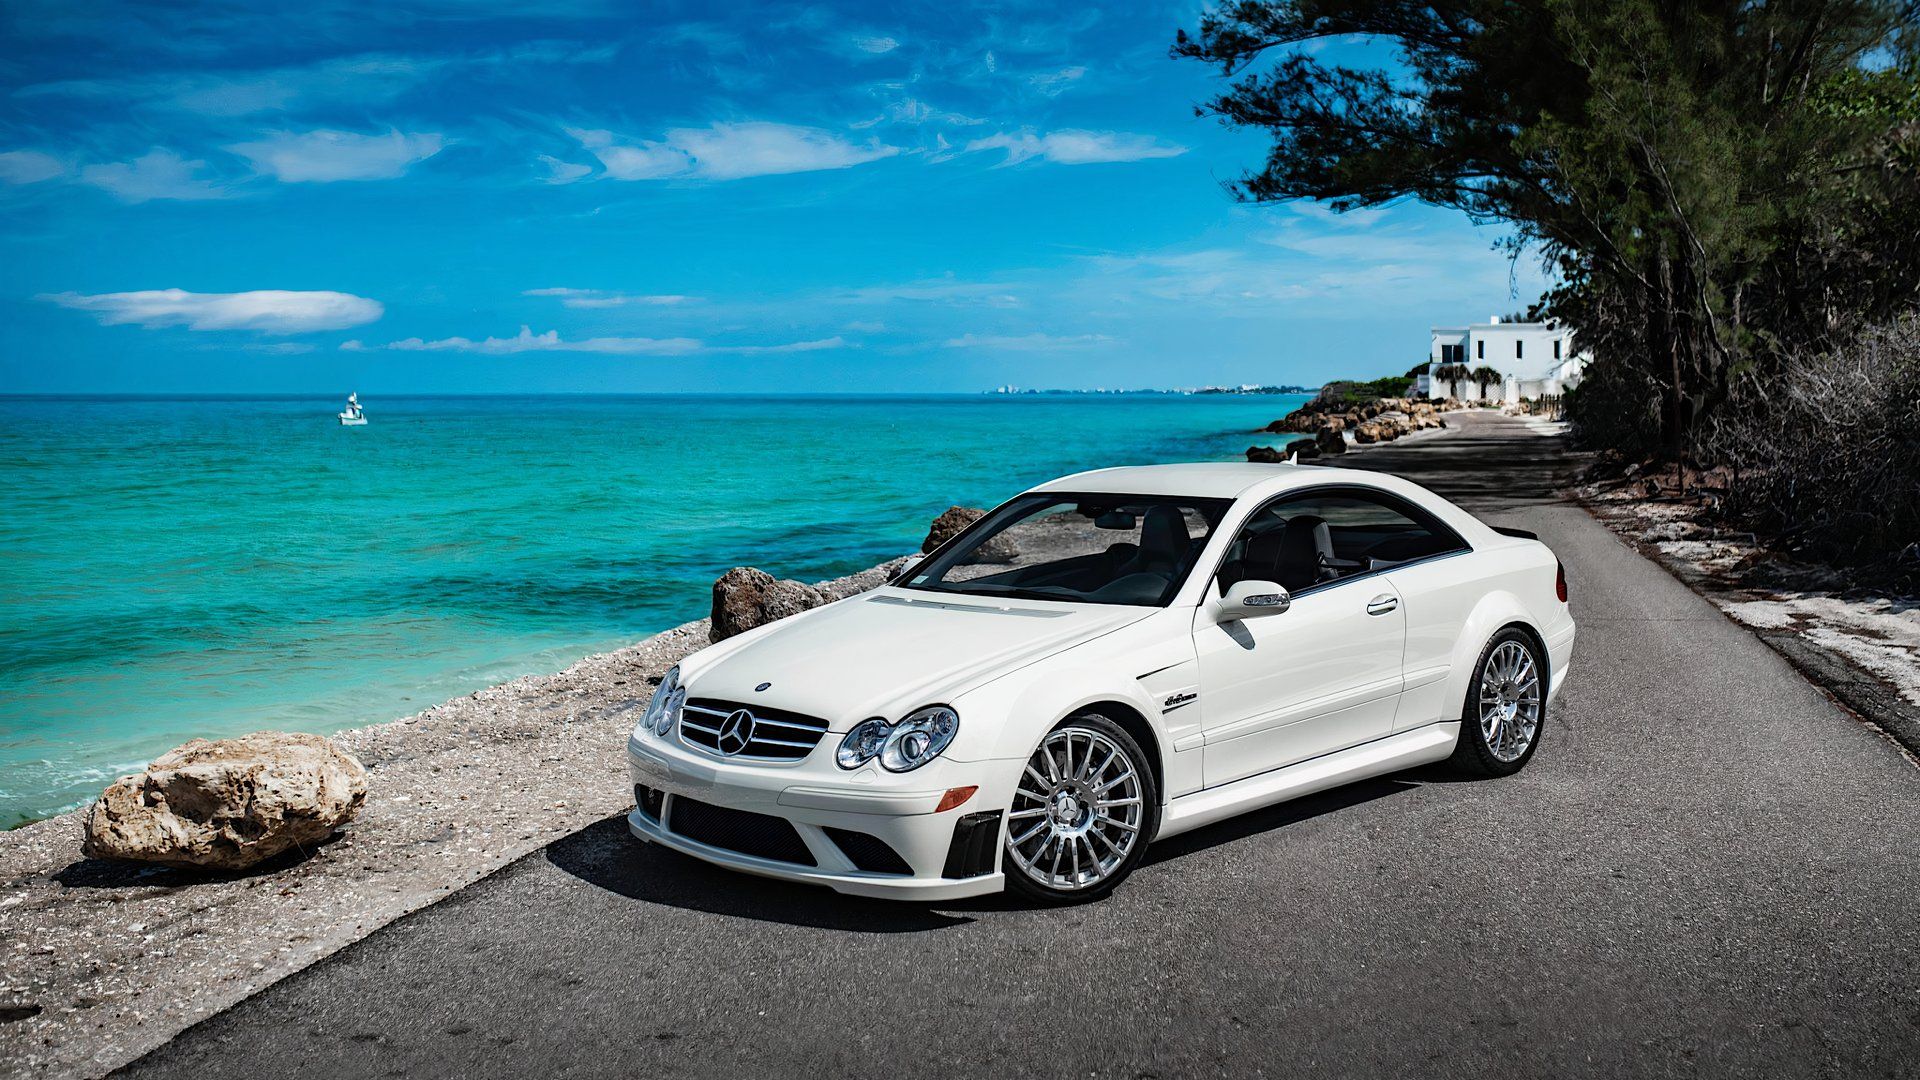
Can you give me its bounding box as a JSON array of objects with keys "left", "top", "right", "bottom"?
[
  {"left": 1005, "top": 726, "right": 1144, "bottom": 892},
  {"left": 1479, "top": 640, "right": 1542, "bottom": 762}
]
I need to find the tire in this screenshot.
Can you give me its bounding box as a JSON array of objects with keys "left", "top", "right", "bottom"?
[
  {"left": 1002, "top": 714, "right": 1157, "bottom": 905},
  {"left": 1446, "top": 627, "right": 1547, "bottom": 777}
]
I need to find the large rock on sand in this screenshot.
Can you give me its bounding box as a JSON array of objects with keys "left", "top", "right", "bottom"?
[
  {"left": 921, "top": 506, "right": 1017, "bottom": 563},
  {"left": 82, "top": 732, "right": 367, "bottom": 871},
  {"left": 711, "top": 566, "right": 829, "bottom": 642},
  {"left": 922, "top": 506, "right": 985, "bottom": 552}
]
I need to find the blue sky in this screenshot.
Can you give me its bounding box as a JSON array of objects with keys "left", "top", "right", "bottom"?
[{"left": 0, "top": 1, "right": 1550, "bottom": 394}]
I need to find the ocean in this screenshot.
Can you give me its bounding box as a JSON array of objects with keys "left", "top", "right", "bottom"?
[{"left": 0, "top": 392, "right": 1309, "bottom": 825}]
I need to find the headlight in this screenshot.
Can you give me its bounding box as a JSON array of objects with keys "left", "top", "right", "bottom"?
[
  {"left": 836, "top": 718, "right": 892, "bottom": 769},
  {"left": 835, "top": 707, "right": 960, "bottom": 772},
  {"left": 641, "top": 665, "right": 685, "bottom": 737}
]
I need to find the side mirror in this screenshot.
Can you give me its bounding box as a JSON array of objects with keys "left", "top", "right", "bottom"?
[
  {"left": 1214, "top": 579, "right": 1291, "bottom": 622},
  {"left": 890, "top": 555, "right": 924, "bottom": 584}
]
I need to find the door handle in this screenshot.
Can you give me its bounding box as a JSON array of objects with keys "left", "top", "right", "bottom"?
[{"left": 1366, "top": 595, "right": 1399, "bottom": 616}]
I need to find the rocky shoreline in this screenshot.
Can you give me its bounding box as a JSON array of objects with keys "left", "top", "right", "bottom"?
[
  {"left": 1245, "top": 394, "right": 1467, "bottom": 462},
  {"left": 0, "top": 558, "right": 906, "bottom": 1080}
]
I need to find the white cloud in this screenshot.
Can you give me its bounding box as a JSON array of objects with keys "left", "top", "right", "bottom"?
[
  {"left": 228, "top": 129, "right": 444, "bottom": 182},
  {"left": 965, "top": 129, "right": 1185, "bottom": 167},
  {"left": 1027, "top": 66, "right": 1087, "bottom": 96},
  {"left": 537, "top": 154, "right": 592, "bottom": 184},
  {"left": 853, "top": 98, "right": 985, "bottom": 129},
  {"left": 523, "top": 288, "right": 698, "bottom": 308},
  {"left": 384, "top": 326, "right": 702, "bottom": 355},
  {"left": 239, "top": 341, "right": 318, "bottom": 355},
  {"left": 728, "top": 336, "right": 845, "bottom": 354},
  {"left": 570, "top": 122, "right": 898, "bottom": 182},
  {"left": 852, "top": 35, "right": 900, "bottom": 54},
  {"left": 0, "top": 150, "right": 66, "bottom": 185},
  {"left": 942, "top": 332, "right": 1115, "bottom": 350},
  {"left": 41, "top": 289, "right": 383, "bottom": 333},
  {"left": 78, "top": 149, "right": 227, "bottom": 202},
  {"left": 372, "top": 326, "right": 846, "bottom": 356}
]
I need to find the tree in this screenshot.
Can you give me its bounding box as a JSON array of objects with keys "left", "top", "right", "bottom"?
[
  {"left": 1175, "top": 0, "right": 1919, "bottom": 455},
  {"left": 1432, "top": 362, "right": 1471, "bottom": 398},
  {"left": 1470, "top": 365, "right": 1505, "bottom": 399}
]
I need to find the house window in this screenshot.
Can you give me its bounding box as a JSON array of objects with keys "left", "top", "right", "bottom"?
[
  {"left": 1476, "top": 340, "right": 1484, "bottom": 360},
  {"left": 1554, "top": 339, "right": 1562, "bottom": 360},
  {"left": 1515, "top": 340, "right": 1524, "bottom": 359}
]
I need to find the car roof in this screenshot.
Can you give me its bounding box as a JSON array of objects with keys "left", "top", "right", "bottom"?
[
  {"left": 1027, "top": 462, "right": 1504, "bottom": 549},
  {"left": 1031, "top": 462, "right": 1400, "bottom": 501}
]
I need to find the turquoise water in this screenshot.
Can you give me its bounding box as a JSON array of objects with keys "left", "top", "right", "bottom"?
[{"left": 0, "top": 393, "right": 1308, "bottom": 825}]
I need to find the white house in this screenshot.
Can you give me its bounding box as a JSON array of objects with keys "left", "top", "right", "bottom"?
[{"left": 1420, "top": 317, "right": 1587, "bottom": 403}]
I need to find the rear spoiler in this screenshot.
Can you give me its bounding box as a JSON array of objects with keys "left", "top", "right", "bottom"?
[{"left": 1491, "top": 526, "right": 1539, "bottom": 541}]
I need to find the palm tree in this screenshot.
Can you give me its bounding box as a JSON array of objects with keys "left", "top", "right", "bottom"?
[
  {"left": 1432, "top": 362, "right": 1470, "bottom": 400},
  {"left": 1470, "top": 365, "right": 1504, "bottom": 400}
]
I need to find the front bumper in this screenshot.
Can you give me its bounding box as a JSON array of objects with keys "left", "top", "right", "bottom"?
[{"left": 625, "top": 734, "right": 1013, "bottom": 901}]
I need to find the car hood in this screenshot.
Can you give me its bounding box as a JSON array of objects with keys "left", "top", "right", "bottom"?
[{"left": 684, "top": 586, "right": 1149, "bottom": 729}]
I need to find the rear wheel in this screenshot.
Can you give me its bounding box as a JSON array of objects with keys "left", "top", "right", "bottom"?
[
  {"left": 1002, "top": 715, "right": 1156, "bottom": 904},
  {"left": 1446, "top": 628, "right": 1546, "bottom": 777}
]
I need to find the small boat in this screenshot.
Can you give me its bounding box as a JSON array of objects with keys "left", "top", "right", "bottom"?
[{"left": 338, "top": 393, "right": 367, "bottom": 426}]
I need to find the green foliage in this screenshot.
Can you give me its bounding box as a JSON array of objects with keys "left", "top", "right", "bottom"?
[
  {"left": 1318, "top": 375, "right": 1415, "bottom": 405},
  {"left": 1176, "top": 1, "right": 1920, "bottom": 454}
]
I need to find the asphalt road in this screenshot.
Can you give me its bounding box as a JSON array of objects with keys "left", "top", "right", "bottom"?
[{"left": 121, "top": 413, "right": 1920, "bottom": 1080}]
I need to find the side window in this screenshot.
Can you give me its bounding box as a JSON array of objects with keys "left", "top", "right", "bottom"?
[{"left": 1216, "top": 490, "right": 1467, "bottom": 595}]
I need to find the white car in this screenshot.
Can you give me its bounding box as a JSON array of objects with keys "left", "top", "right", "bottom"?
[{"left": 627, "top": 463, "right": 1574, "bottom": 903}]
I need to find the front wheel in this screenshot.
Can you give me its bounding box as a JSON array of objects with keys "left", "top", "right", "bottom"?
[
  {"left": 1447, "top": 627, "right": 1547, "bottom": 777},
  {"left": 1002, "top": 714, "right": 1156, "bottom": 904}
]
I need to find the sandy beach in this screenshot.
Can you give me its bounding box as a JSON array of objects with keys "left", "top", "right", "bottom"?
[{"left": 0, "top": 559, "right": 905, "bottom": 1080}]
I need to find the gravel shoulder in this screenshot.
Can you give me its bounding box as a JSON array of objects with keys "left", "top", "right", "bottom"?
[{"left": 0, "top": 560, "right": 904, "bottom": 1080}]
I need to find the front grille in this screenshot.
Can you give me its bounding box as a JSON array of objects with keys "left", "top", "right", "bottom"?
[
  {"left": 825, "top": 828, "right": 913, "bottom": 876},
  {"left": 679, "top": 698, "right": 830, "bottom": 760},
  {"left": 667, "top": 797, "right": 815, "bottom": 866}
]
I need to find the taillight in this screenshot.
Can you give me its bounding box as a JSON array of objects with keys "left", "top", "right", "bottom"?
[{"left": 1556, "top": 561, "right": 1568, "bottom": 603}]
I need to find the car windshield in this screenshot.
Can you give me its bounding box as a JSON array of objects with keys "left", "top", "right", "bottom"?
[{"left": 901, "top": 493, "right": 1232, "bottom": 606}]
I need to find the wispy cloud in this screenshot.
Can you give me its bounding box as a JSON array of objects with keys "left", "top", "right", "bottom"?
[
  {"left": 370, "top": 326, "right": 846, "bottom": 356},
  {"left": 851, "top": 34, "right": 900, "bottom": 54},
  {"left": 570, "top": 122, "right": 898, "bottom": 182},
  {"left": 77, "top": 149, "right": 227, "bottom": 202},
  {"left": 0, "top": 150, "right": 67, "bottom": 185},
  {"left": 942, "top": 332, "right": 1115, "bottom": 350},
  {"left": 523, "top": 288, "right": 698, "bottom": 308},
  {"left": 41, "top": 289, "right": 383, "bottom": 333},
  {"left": 536, "top": 154, "right": 592, "bottom": 184},
  {"left": 1026, "top": 66, "right": 1087, "bottom": 96},
  {"left": 228, "top": 129, "right": 444, "bottom": 182},
  {"left": 964, "top": 129, "right": 1184, "bottom": 166},
  {"left": 852, "top": 98, "right": 985, "bottom": 129}
]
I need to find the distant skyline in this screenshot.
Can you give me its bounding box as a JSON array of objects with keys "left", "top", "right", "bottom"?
[{"left": 0, "top": 1, "right": 1551, "bottom": 394}]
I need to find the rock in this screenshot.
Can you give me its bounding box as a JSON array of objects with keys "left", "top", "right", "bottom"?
[
  {"left": 922, "top": 506, "right": 986, "bottom": 552},
  {"left": 710, "top": 567, "right": 829, "bottom": 642},
  {"left": 1246, "top": 445, "right": 1285, "bottom": 463},
  {"left": 921, "top": 505, "right": 1017, "bottom": 563},
  {"left": 1284, "top": 437, "right": 1320, "bottom": 459},
  {"left": 82, "top": 732, "right": 367, "bottom": 871},
  {"left": 1315, "top": 428, "right": 1347, "bottom": 455}
]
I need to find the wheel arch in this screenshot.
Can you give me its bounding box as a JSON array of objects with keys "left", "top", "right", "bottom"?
[
  {"left": 1064, "top": 699, "right": 1165, "bottom": 803},
  {"left": 1443, "top": 591, "right": 1552, "bottom": 722}
]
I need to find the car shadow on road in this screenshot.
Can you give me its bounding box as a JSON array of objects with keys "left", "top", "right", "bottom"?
[
  {"left": 545, "top": 815, "right": 975, "bottom": 933},
  {"left": 551, "top": 772, "right": 1452, "bottom": 926},
  {"left": 1138, "top": 776, "right": 1422, "bottom": 867}
]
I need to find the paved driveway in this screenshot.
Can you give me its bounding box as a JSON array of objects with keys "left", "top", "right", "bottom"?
[{"left": 121, "top": 413, "right": 1920, "bottom": 1080}]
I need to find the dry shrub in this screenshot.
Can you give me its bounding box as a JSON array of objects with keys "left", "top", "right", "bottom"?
[{"left": 1705, "top": 315, "right": 1920, "bottom": 576}]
